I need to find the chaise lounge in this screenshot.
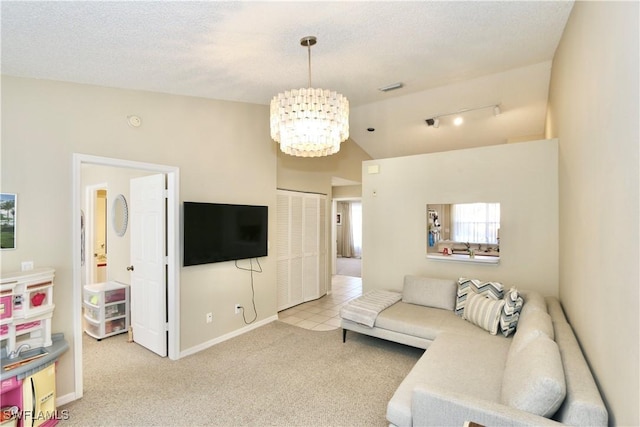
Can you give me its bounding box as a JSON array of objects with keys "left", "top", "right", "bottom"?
[{"left": 340, "top": 275, "right": 607, "bottom": 426}]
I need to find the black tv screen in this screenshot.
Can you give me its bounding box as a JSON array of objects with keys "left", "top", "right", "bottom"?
[{"left": 183, "top": 202, "right": 268, "bottom": 266}]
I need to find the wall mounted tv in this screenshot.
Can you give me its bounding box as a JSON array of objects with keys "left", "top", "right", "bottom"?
[{"left": 183, "top": 202, "right": 268, "bottom": 266}]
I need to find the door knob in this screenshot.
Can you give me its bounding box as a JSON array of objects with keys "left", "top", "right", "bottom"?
[{"left": 127, "top": 265, "right": 134, "bottom": 271}]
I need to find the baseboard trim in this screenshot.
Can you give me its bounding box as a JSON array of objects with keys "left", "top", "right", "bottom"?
[
  {"left": 179, "top": 315, "right": 278, "bottom": 358},
  {"left": 56, "top": 391, "right": 77, "bottom": 407}
]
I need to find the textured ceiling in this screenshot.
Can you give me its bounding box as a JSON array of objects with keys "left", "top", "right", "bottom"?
[{"left": 1, "top": 1, "right": 574, "bottom": 159}]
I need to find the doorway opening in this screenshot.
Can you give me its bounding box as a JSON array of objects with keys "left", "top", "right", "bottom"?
[
  {"left": 332, "top": 198, "right": 362, "bottom": 278},
  {"left": 72, "top": 154, "right": 180, "bottom": 402},
  {"left": 85, "top": 184, "right": 108, "bottom": 284}
]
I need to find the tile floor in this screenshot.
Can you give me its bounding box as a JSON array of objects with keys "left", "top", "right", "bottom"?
[{"left": 278, "top": 275, "right": 362, "bottom": 331}]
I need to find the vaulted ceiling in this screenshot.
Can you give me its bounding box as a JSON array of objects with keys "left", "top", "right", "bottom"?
[{"left": 1, "top": 1, "right": 574, "bottom": 159}]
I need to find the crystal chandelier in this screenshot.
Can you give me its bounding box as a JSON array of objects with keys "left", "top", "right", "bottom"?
[{"left": 270, "top": 36, "right": 349, "bottom": 157}]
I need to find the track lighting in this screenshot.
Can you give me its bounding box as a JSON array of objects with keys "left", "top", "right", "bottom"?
[
  {"left": 426, "top": 103, "right": 502, "bottom": 128},
  {"left": 426, "top": 118, "right": 440, "bottom": 128}
]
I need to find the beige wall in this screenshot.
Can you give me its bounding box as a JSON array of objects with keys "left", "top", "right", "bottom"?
[
  {"left": 277, "top": 139, "right": 371, "bottom": 195},
  {"left": 1, "top": 76, "right": 278, "bottom": 399},
  {"left": 362, "top": 139, "right": 559, "bottom": 296},
  {"left": 546, "top": 2, "right": 639, "bottom": 425},
  {"left": 332, "top": 185, "right": 362, "bottom": 199},
  {"left": 277, "top": 139, "right": 371, "bottom": 279}
]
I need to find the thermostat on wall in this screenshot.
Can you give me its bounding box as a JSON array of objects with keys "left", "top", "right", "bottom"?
[
  {"left": 127, "top": 115, "right": 142, "bottom": 127},
  {"left": 367, "top": 164, "right": 380, "bottom": 174}
]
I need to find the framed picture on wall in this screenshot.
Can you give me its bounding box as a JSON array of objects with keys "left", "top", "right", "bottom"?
[
  {"left": 1, "top": 193, "right": 17, "bottom": 250},
  {"left": 336, "top": 213, "right": 342, "bottom": 225}
]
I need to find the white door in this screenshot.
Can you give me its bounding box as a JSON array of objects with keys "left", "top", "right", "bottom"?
[
  {"left": 130, "top": 174, "right": 167, "bottom": 357},
  {"left": 303, "top": 196, "right": 319, "bottom": 302}
]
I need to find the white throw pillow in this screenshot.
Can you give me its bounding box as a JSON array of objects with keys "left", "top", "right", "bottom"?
[{"left": 463, "top": 292, "right": 505, "bottom": 335}]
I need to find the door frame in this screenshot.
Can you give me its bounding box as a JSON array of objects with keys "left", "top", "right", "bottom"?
[
  {"left": 84, "top": 183, "right": 107, "bottom": 285},
  {"left": 72, "top": 153, "right": 180, "bottom": 400},
  {"left": 331, "top": 197, "right": 362, "bottom": 276}
]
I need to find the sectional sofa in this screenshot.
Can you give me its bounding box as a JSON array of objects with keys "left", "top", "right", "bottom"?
[{"left": 340, "top": 275, "right": 607, "bottom": 426}]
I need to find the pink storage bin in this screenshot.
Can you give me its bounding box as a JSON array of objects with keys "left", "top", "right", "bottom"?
[{"left": 0, "top": 294, "right": 12, "bottom": 320}]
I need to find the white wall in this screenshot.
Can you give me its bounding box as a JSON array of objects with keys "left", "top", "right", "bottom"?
[
  {"left": 80, "top": 164, "right": 150, "bottom": 286},
  {"left": 362, "top": 139, "right": 558, "bottom": 295},
  {"left": 546, "top": 2, "right": 639, "bottom": 425}
]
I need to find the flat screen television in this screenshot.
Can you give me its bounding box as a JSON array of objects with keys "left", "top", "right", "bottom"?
[{"left": 183, "top": 202, "right": 268, "bottom": 266}]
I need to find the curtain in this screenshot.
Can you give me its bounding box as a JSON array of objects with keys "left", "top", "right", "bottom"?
[
  {"left": 341, "top": 202, "right": 354, "bottom": 258},
  {"left": 451, "top": 202, "right": 500, "bottom": 244},
  {"left": 338, "top": 201, "right": 362, "bottom": 258},
  {"left": 350, "top": 202, "right": 362, "bottom": 258}
]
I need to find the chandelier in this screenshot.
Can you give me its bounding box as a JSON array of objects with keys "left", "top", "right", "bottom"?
[{"left": 270, "top": 36, "right": 349, "bottom": 157}]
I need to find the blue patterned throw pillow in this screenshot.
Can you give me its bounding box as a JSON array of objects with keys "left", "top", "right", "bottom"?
[
  {"left": 500, "top": 287, "right": 524, "bottom": 336},
  {"left": 455, "top": 277, "right": 504, "bottom": 316}
]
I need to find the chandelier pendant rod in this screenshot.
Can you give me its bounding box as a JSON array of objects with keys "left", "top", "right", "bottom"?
[
  {"left": 307, "top": 42, "right": 311, "bottom": 88},
  {"left": 301, "top": 36, "right": 317, "bottom": 89}
]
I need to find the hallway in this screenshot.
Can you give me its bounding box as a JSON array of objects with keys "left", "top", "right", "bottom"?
[{"left": 278, "top": 275, "right": 362, "bottom": 331}]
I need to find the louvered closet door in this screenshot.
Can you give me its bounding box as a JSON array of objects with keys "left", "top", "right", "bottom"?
[
  {"left": 276, "top": 190, "right": 327, "bottom": 311},
  {"left": 290, "top": 196, "right": 304, "bottom": 305},
  {"left": 303, "top": 196, "right": 319, "bottom": 302},
  {"left": 276, "top": 194, "right": 291, "bottom": 310},
  {"left": 277, "top": 192, "right": 304, "bottom": 310},
  {"left": 318, "top": 197, "right": 327, "bottom": 296}
]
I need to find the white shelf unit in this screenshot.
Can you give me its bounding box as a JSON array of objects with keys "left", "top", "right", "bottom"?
[
  {"left": 83, "top": 281, "right": 129, "bottom": 340},
  {"left": 0, "top": 268, "right": 55, "bottom": 354}
]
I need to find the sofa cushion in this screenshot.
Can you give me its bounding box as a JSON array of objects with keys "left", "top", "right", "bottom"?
[
  {"left": 402, "top": 276, "right": 457, "bottom": 310},
  {"left": 500, "top": 288, "right": 524, "bottom": 337},
  {"left": 375, "top": 302, "right": 490, "bottom": 341},
  {"left": 455, "top": 278, "right": 504, "bottom": 316},
  {"left": 502, "top": 333, "right": 566, "bottom": 417},
  {"left": 550, "top": 317, "right": 608, "bottom": 426},
  {"left": 387, "top": 331, "right": 510, "bottom": 427},
  {"left": 375, "top": 302, "right": 451, "bottom": 341},
  {"left": 519, "top": 290, "right": 547, "bottom": 317},
  {"left": 463, "top": 292, "right": 505, "bottom": 335},
  {"left": 518, "top": 308, "right": 555, "bottom": 341},
  {"left": 509, "top": 309, "right": 555, "bottom": 359},
  {"left": 545, "top": 297, "right": 567, "bottom": 324}
]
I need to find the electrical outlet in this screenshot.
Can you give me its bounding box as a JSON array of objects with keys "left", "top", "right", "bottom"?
[
  {"left": 235, "top": 304, "right": 241, "bottom": 314},
  {"left": 21, "top": 261, "right": 34, "bottom": 271},
  {"left": 206, "top": 312, "right": 213, "bottom": 323}
]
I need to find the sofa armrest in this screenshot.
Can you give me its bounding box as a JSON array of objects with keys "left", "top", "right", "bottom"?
[{"left": 411, "top": 384, "right": 562, "bottom": 427}]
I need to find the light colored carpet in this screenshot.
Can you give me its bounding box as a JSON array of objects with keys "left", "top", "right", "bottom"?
[
  {"left": 335, "top": 257, "right": 361, "bottom": 277},
  {"left": 62, "top": 321, "right": 422, "bottom": 426}
]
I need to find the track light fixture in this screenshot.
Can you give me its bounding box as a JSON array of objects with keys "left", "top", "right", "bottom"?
[
  {"left": 426, "top": 103, "right": 502, "bottom": 128},
  {"left": 425, "top": 118, "right": 440, "bottom": 128}
]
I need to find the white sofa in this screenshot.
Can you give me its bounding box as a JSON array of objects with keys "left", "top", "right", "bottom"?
[{"left": 340, "top": 276, "right": 608, "bottom": 426}]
